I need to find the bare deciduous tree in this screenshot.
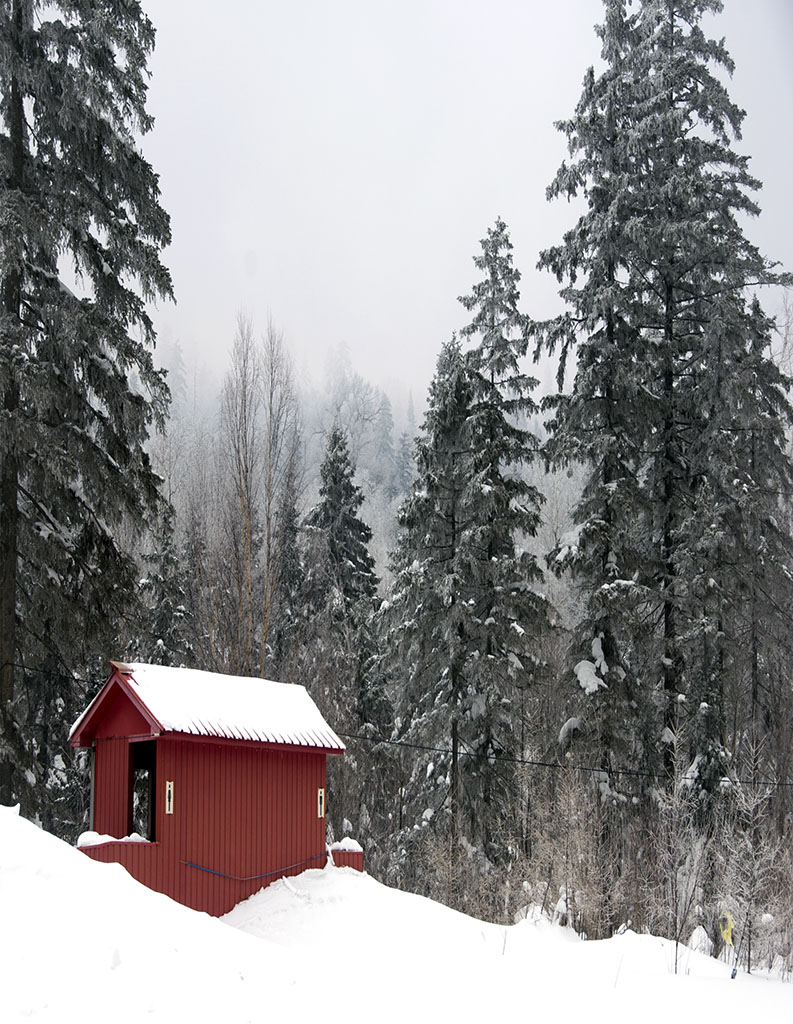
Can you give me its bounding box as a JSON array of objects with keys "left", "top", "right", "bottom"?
[
  {"left": 258, "top": 319, "right": 301, "bottom": 675},
  {"left": 219, "top": 314, "right": 262, "bottom": 675},
  {"left": 186, "top": 314, "right": 301, "bottom": 677}
]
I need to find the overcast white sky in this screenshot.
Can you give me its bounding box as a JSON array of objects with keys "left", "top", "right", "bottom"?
[{"left": 140, "top": 0, "right": 793, "bottom": 410}]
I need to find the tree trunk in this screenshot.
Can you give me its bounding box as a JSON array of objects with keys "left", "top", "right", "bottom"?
[
  {"left": 661, "top": 280, "right": 678, "bottom": 783},
  {"left": 451, "top": 717, "right": 459, "bottom": 847},
  {"left": 0, "top": 0, "right": 26, "bottom": 803}
]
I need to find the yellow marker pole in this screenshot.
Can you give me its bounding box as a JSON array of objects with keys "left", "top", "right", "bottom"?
[{"left": 719, "top": 912, "right": 734, "bottom": 948}]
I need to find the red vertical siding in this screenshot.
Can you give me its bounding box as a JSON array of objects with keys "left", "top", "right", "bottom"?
[
  {"left": 331, "top": 850, "right": 364, "bottom": 871},
  {"left": 151, "top": 737, "right": 328, "bottom": 915},
  {"left": 81, "top": 735, "right": 359, "bottom": 916},
  {"left": 93, "top": 737, "right": 130, "bottom": 838},
  {"left": 92, "top": 692, "right": 150, "bottom": 740}
]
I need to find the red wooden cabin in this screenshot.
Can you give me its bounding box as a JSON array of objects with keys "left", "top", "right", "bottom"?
[{"left": 70, "top": 661, "right": 363, "bottom": 916}]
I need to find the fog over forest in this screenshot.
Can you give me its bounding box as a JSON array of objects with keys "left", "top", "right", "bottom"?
[{"left": 141, "top": 0, "right": 793, "bottom": 406}]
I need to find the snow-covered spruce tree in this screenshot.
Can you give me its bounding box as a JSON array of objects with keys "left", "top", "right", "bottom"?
[
  {"left": 531, "top": 0, "right": 657, "bottom": 802},
  {"left": 303, "top": 424, "right": 379, "bottom": 621},
  {"left": 136, "top": 503, "right": 192, "bottom": 668},
  {"left": 626, "top": 0, "right": 793, "bottom": 796},
  {"left": 380, "top": 337, "right": 473, "bottom": 856},
  {"left": 675, "top": 298, "right": 793, "bottom": 796},
  {"left": 538, "top": 0, "right": 793, "bottom": 801},
  {"left": 0, "top": 2, "right": 172, "bottom": 811},
  {"left": 455, "top": 218, "right": 548, "bottom": 861},
  {"left": 393, "top": 430, "right": 415, "bottom": 497},
  {"left": 299, "top": 426, "right": 379, "bottom": 841},
  {"left": 385, "top": 221, "right": 547, "bottom": 877},
  {"left": 370, "top": 392, "right": 397, "bottom": 499}
]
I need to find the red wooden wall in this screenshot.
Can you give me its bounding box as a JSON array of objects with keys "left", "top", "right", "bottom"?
[
  {"left": 83, "top": 734, "right": 359, "bottom": 916},
  {"left": 91, "top": 690, "right": 153, "bottom": 840},
  {"left": 94, "top": 737, "right": 131, "bottom": 839},
  {"left": 330, "top": 849, "right": 364, "bottom": 871},
  {"left": 82, "top": 842, "right": 364, "bottom": 914}
]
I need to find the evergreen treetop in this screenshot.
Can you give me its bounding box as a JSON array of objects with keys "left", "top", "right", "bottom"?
[{"left": 304, "top": 424, "right": 379, "bottom": 615}]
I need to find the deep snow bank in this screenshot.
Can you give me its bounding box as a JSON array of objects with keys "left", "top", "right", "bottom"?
[
  {"left": 0, "top": 805, "right": 306, "bottom": 1022},
  {"left": 224, "top": 863, "right": 790, "bottom": 1020},
  {"left": 1, "top": 805, "right": 789, "bottom": 1023}
]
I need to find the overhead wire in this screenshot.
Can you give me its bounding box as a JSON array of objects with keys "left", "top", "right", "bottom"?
[
  {"left": 4, "top": 662, "right": 791, "bottom": 789},
  {"left": 336, "top": 730, "right": 793, "bottom": 789}
]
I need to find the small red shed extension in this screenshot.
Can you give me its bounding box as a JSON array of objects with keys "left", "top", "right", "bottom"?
[{"left": 70, "top": 661, "right": 363, "bottom": 916}]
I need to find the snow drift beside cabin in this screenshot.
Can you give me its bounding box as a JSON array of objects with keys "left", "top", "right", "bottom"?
[{"left": 2, "top": 805, "right": 790, "bottom": 1023}]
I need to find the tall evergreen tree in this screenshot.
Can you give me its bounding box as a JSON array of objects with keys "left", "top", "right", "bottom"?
[
  {"left": 299, "top": 425, "right": 379, "bottom": 843},
  {"left": 370, "top": 392, "right": 397, "bottom": 499},
  {"left": 536, "top": 0, "right": 793, "bottom": 799},
  {"left": 385, "top": 220, "right": 547, "bottom": 868},
  {"left": 136, "top": 503, "right": 192, "bottom": 668},
  {"left": 532, "top": 0, "right": 656, "bottom": 795},
  {"left": 0, "top": 1, "right": 172, "bottom": 809},
  {"left": 393, "top": 431, "right": 415, "bottom": 498},
  {"left": 383, "top": 336, "right": 473, "bottom": 840},
  {"left": 628, "top": 0, "right": 792, "bottom": 794},
  {"left": 456, "top": 217, "right": 547, "bottom": 857}
]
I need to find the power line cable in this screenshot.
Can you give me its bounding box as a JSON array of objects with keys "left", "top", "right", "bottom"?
[
  {"left": 336, "top": 730, "right": 793, "bottom": 789},
  {"left": 5, "top": 663, "right": 791, "bottom": 789}
]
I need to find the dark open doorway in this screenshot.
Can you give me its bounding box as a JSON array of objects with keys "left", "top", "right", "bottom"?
[{"left": 129, "top": 739, "right": 157, "bottom": 840}]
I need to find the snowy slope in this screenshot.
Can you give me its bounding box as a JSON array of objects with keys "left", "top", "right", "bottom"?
[{"left": 2, "top": 805, "right": 790, "bottom": 1022}]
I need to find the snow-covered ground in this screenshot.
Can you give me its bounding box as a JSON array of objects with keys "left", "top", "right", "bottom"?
[{"left": 2, "top": 805, "right": 789, "bottom": 1022}]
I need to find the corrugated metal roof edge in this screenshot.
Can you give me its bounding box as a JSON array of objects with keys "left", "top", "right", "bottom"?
[
  {"left": 131, "top": 711, "right": 345, "bottom": 750},
  {"left": 158, "top": 730, "right": 345, "bottom": 754}
]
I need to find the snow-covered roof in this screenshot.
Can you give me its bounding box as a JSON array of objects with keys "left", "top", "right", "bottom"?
[{"left": 70, "top": 662, "right": 345, "bottom": 752}]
